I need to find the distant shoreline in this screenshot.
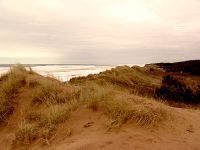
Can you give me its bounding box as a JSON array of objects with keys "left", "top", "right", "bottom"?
[{"left": 0, "top": 64, "right": 111, "bottom": 67}]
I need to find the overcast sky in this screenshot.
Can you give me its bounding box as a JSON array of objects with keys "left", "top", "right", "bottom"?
[{"left": 0, "top": 0, "right": 200, "bottom": 64}]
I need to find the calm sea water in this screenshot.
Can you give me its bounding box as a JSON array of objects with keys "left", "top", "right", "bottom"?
[{"left": 0, "top": 65, "right": 114, "bottom": 81}]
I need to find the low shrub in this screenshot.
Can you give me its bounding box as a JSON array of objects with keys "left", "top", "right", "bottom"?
[
  {"left": 155, "top": 75, "right": 199, "bottom": 104},
  {"left": 156, "top": 60, "right": 200, "bottom": 75}
]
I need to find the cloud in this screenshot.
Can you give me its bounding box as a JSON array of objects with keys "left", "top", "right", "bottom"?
[{"left": 0, "top": 0, "right": 200, "bottom": 64}]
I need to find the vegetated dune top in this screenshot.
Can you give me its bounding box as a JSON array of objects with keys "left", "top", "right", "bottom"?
[
  {"left": 0, "top": 63, "right": 200, "bottom": 150},
  {"left": 153, "top": 60, "right": 200, "bottom": 75}
]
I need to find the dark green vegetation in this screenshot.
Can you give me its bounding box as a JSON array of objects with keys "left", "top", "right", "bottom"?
[
  {"left": 155, "top": 75, "right": 200, "bottom": 104},
  {"left": 155, "top": 60, "right": 200, "bottom": 75},
  {"left": 154, "top": 60, "right": 200, "bottom": 105}
]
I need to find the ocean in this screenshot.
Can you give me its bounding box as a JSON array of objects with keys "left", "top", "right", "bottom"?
[{"left": 0, "top": 64, "right": 114, "bottom": 81}]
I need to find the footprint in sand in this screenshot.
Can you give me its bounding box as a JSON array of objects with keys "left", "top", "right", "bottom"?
[
  {"left": 186, "top": 125, "right": 194, "bottom": 133},
  {"left": 83, "top": 122, "right": 94, "bottom": 128}
]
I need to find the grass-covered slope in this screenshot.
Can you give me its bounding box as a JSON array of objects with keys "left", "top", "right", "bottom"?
[
  {"left": 70, "top": 65, "right": 162, "bottom": 96},
  {"left": 0, "top": 65, "right": 26, "bottom": 124}
]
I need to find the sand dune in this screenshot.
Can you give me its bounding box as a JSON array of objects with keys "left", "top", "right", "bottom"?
[{"left": 0, "top": 64, "right": 200, "bottom": 150}]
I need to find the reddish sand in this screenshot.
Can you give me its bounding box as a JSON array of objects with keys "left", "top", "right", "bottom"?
[
  {"left": 0, "top": 107, "right": 196, "bottom": 150},
  {"left": 1, "top": 104, "right": 200, "bottom": 150}
]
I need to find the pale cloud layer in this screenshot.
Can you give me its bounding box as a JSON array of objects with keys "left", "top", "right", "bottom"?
[{"left": 0, "top": 0, "right": 200, "bottom": 64}]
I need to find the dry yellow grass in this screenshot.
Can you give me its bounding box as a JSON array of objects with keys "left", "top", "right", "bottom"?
[
  {"left": 38, "top": 104, "right": 71, "bottom": 140},
  {"left": 31, "top": 78, "right": 80, "bottom": 106},
  {"left": 105, "top": 99, "right": 167, "bottom": 127},
  {"left": 0, "top": 64, "right": 27, "bottom": 123},
  {"left": 46, "top": 104, "right": 71, "bottom": 125},
  {"left": 78, "top": 83, "right": 168, "bottom": 127},
  {"left": 14, "top": 104, "right": 72, "bottom": 146},
  {"left": 14, "top": 123, "right": 38, "bottom": 146},
  {"left": 79, "top": 84, "right": 113, "bottom": 111},
  {"left": 70, "top": 65, "right": 161, "bottom": 97},
  {"left": 31, "top": 80, "right": 65, "bottom": 105}
]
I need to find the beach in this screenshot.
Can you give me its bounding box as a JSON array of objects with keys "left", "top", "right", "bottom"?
[{"left": 0, "top": 65, "right": 114, "bottom": 81}]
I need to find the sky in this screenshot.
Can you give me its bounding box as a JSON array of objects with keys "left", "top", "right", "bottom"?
[{"left": 0, "top": 0, "right": 200, "bottom": 64}]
